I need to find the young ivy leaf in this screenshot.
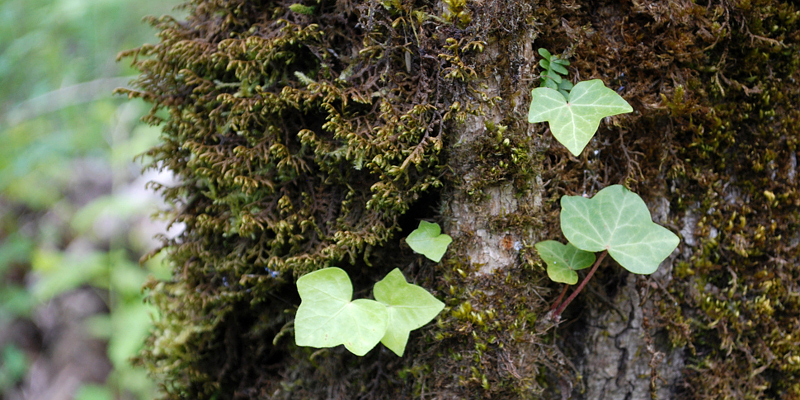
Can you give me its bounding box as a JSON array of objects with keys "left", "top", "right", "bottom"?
[
  {"left": 294, "top": 267, "right": 388, "bottom": 356},
  {"left": 535, "top": 241, "right": 596, "bottom": 285},
  {"left": 560, "top": 185, "right": 680, "bottom": 275},
  {"left": 528, "top": 79, "right": 633, "bottom": 157},
  {"left": 406, "top": 221, "right": 452, "bottom": 262},
  {"left": 373, "top": 268, "right": 445, "bottom": 356}
]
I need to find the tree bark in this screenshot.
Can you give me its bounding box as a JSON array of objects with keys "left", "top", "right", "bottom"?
[{"left": 123, "top": 0, "right": 800, "bottom": 398}]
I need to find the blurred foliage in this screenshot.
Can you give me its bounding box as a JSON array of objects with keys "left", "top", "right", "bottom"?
[{"left": 0, "top": 0, "right": 183, "bottom": 399}]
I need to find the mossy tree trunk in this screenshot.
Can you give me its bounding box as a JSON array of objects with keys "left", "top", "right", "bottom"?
[{"left": 122, "top": 0, "right": 800, "bottom": 399}]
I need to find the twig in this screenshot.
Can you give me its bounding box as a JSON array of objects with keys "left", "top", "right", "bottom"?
[{"left": 554, "top": 250, "right": 608, "bottom": 318}]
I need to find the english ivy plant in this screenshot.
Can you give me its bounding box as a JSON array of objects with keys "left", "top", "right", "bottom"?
[
  {"left": 294, "top": 222, "right": 450, "bottom": 356},
  {"left": 295, "top": 267, "right": 444, "bottom": 356},
  {"left": 529, "top": 79, "right": 633, "bottom": 157},
  {"left": 295, "top": 267, "right": 387, "bottom": 356},
  {"left": 537, "top": 186, "right": 679, "bottom": 318},
  {"left": 530, "top": 50, "right": 679, "bottom": 319},
  {"left": 405, "top": 220, "right": 452, "bottom": 262},
  {"left": 373, "top": 269, "right": 446, "bottom": 356},
  {"left": 560, "top": 185, "right": 679, "bottom": 275},
  {"left": 535, "top": 241, "right": 595, "bottom": 285}
]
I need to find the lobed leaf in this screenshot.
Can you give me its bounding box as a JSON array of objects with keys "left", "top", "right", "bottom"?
[
  {"left": 373, "top": 269, "right": 445, "bottom": 356},
  {"left": 535, "top": 241, "right": 596, "bottom": 284},
  {"left": 560, "top": 185, "right": 680, "bottom": 274},
  {"left": 406, "top": 221, "right": 452, "bottom": 262},
  {"left": 295, "top": 268, "right": 388, "bottom": 356},
  {"left": 528, "top": 79, "right": 633, "bottom": 156}
]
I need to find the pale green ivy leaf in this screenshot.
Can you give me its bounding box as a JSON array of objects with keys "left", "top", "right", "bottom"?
[
  {"left": 374, "top": 268, "right": 445, "bottom": 356},
  {"left": 528, "top": 79, "right": 633, "bottom": 156},
  {"left": 560, "top": 185, "right": 680, "bottom": 275},
  {"left": 295, "top": 267, "right": 388, "bottom": 356},
  {"left": 535, "top": 240, "right": 596, "bottom": 285},
  {"left": 406, "top": 221, "right": 452, "bottom": 262}
]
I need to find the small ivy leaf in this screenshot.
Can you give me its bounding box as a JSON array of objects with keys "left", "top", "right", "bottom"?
[
  {"left": 406, "top": 221, "right": 452, "bottom": 262},
  {"left": 374, "top": 268, "right": 445, "bottom": 356},
  {"left": 560, "top": 185, "right": 680, "bottom": 275},
  {"left": 528, "top": 79, "right": 633, "bottom": 156},
  {"left": 535, "top": 241, "right": 596, "bottom": 285},
  {"left": 295, "top": 267, "right": 388, "bottom": 356},
  {"left": 538, "top": 48, "right": 552, "bottom": 60}
]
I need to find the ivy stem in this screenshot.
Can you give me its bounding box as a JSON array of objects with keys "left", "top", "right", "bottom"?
[
  {"left": 550, "top": 285, "right": 569, "bottom": 311},
  {"left": 553, "top": 250, "right": 608, "bottom": 319}
]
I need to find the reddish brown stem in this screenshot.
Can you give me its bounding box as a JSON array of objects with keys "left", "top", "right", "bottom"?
[
  {"left": 550, "top": 285, "right": 569, "bottom": 311},
  {"left": 553, "top": 250, "right": 608, "bottom": 319}
]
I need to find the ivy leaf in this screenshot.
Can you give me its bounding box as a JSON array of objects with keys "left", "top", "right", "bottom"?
[
  {"left": 560, "top": 185, "right": 680, "bottom": 274},
  {"left": 528, "top": 79, "right": 633, "bottom": 156},
  {"left": 373, "top": 269, "right": 445, "bottom": 356},
  {"left": 406, "top": 221, "right": 452, "bottom": 262},
  {"left": 535, "top": 241, "right": 596, "bottom": 285},
  {"left": 295, "top": 267, "right": 388, "bottom": 356}
]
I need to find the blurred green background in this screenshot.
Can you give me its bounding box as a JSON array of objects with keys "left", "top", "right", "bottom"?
[{"left": 1, "top": 0, "right": 183, "bottom": 399}]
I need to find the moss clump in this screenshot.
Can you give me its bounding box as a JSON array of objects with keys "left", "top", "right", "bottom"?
[
  {"left": 532, "top": 1, "right": 800, "bottom": 398},
  {"left": 118, "top": 0, "right": 480, "bottom": 396},
  {"left": 121, "top": 0, "right": 800, "bottom": 398}
]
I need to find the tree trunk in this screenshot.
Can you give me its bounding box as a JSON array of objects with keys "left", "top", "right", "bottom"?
[{"left": 122, "top": 0, "right": 800, "bottom": 399}]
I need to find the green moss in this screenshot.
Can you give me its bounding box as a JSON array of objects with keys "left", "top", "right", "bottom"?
[
  {"left": 573, "top": 2, "right": 800, "bottom": 398},
  {"left": 425, "top": 255, "right": 561, "bottom": 397},
  {"left": 122, "top": 0, "right": 800, "bottom": 398},
  {"left": 119, "top": 0, "right": 474, "bottom": 396}
]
